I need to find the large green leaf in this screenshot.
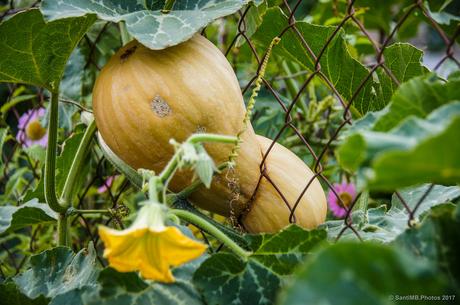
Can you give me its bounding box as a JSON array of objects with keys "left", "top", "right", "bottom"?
[
  {"left": 337, "top": 101, "right": 460, "bottom": 189},
  {"left": 245, "top": 225, "right": 326, "bottom": 275},
  {"left": 373, "top": 74, "right": 460, "bottom": 131},
  {"left": 253, "top": 8, "right": 375, "bottom": 114},
  {"left": 60, "top": 48, "right": 85, "bottom": 101},
  {"left": 14, "top": 246, "right": 99, "bottom": 300},
  {"left": 375, "top": 43, "right": 428, "bottom": 106},
  {"left": 0, "top": 282, "right": 49, "bottom": 305},
  {"left": 0, "top": 199, "right": 57, "bottom": 234},
  {"left": 193, "top": 225, "right": 327, "bottom": 305},
  {"left": 324, "top": 184, "right": 460, "bottom": 242},
  {"left": 81, "top": 258, "right": 206, "bottom": 305},
  {"left": 41, "top": 0, "right": 246, "bottom": 50},
  {"left": 252, "top": 8, "right": 426, "bottom": 115},
  {"left": 278, "top": 242, "right": 450, "bottom": 305},
  {"left": 369, "top": 115, "right": 460, "bottom": 189},
  {"left": 394, "top": 204, "right": 460, "bottom": 290},
  {"left": 0, "top": 9, "right": 95, "bottom": 91}
]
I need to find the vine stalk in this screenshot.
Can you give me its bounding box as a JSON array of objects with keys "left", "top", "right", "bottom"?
[
  {"left": 162, "top": 0, "right": 176, "bottom": 13},
  {"left": 44, "top": 89, "right": 69, "bottom": 246},
  {"left": 171, "top": 209, "right": 251, "bottom": 259},
  {"left": 61, "top": 119, "right": 96, "bottom": 207}
]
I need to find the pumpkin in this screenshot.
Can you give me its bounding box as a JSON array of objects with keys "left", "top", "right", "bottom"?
[
  {"left": 93, "top": 34, "right": 327, "bottom": 232},
  {"left": 241, "top": 135, "right": 327, "bottom": 233},
  {"left": 93, "top": 35, "right": 261, "bottom": 216}
]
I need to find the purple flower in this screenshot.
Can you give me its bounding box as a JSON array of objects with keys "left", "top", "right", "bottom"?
[
  {"left": 98, "top": 175, "right": 117, "bottom": 193},
  {"left": 16, "top": 108, "right": 48, "bottom": 148},
  {"left": 327, "top": 182, "right": 357, "bottom": 218}
]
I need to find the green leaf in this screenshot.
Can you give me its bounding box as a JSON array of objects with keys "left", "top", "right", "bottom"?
[
  {"left": 323, "top": 184, "right": 460, "bottom": 242},
  {"left": 0, "top": 281, "right": 49, "bottom": 305},
  {"left": 82, "top": 258, "right": 206, "bottom": 305},
  {"left": 236, "top": 2, "right": 269, "bottom": 47},
  {"left": 0, "top": 127, "right": 8, "bottom": 159},
  {"left": 41, "top": 0, "right": 246, "bottom": 50},
  {"left": 375, "top": 43, "right": 428, "bottom": 105},
  {"left": 394, "top": 204, "right": 460, "bottom": 290},
  {"left": 373, "top": 74, "right": 460, "bottom": 131},
  {"left": 60, "top": 48, "right": 85, "bottom": 101},
  {"left": 392, "top": 184, "right": 460, "bottom": 219},
  {"left": 194, "top": 253, "right": 281, "bottom": 305},
  {"left": 23, "top": 170, "right": 46, "bottom": 203},
  {"left": 195, "top": 145, "right": 216, "bottom": 188},
  {"left": 253, "top": 8, "right": 375, "bottom": 114},
  {"left": 0, "top": 199, "right": 57, "bottom": 234},
  {"left": 252, "top": 8, "right": 426, "bottom": 115},
  {"left": 278, "top": 242, "right": 450, "bottom": 305},
  {"left": 370, "top": 115, "right": 460, "bottom": 189},
  {"left": 3, "top": 167, "right": 30, "bottom": 200},
  {"left": 14, "top": 245, "right": 99, "bottom": 300},
  {"left": 337, "top": 101, "right": 460, "bottom": 190},
  {"left": 0, "top": 94, "right": 37, "bottom": 116},
  {"left": 245, "top": 225, "right": 327, "bottom": 275},
  {"left": 335, "top": 133, "right": 366, "bottom": 172},
  {"left": 193, "top": 225, "right": 327, "bottom": 305},
  {"left": 56, "top": 131, "right": 85, "bottom": 196},
  {"left": 24, "top": 145, "right": 46, "bottom": 163},
  {"left": 425, "top": 1, "right": 460, "bottom": 25},
  {"left": 0, "top": 9, "right": 95, "bottom": 90}
]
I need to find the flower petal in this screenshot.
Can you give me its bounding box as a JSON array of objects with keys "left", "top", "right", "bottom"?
[
  {"left": 158, "top": 227, "right": 207, "bottom": 266},
  {"left": 98, "top": 224, "right": 206, "bottom": 283}
]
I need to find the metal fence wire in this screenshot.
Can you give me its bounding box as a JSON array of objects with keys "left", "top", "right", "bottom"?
[
  {"left": 224, "top": 0, "right": 459, "bottom": 240},
  {"left": 1, "top": 0, "right": 460, "bottom": 271}
]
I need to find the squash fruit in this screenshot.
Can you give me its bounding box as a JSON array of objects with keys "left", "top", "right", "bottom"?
[
  {"left": 93, "top": 35, "right": 327, "bottom": 233},
  {"left": 93, "top": 35, "right": 261, "bottom": 216},
  {"left": 241, "top": 136, "right": 327, "bottom": 233}
]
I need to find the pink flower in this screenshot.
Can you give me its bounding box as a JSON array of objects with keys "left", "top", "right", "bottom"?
[
  {"left": 327, "top": 182, "right": 357, "bottom": 218},
  {"left": 98, "top": 175, "right": 117, "bottom": 193},
  {"left": 16, "top": 108, "right": 48, "bottom": 148}
]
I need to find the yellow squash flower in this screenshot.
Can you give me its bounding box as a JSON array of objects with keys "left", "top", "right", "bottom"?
[{"left": 98, "top": 202, "right": 206, "bottom": 283}]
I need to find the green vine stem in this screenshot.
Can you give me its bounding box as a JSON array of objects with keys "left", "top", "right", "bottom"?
[
  {"left": 176, "top": 162, "right": 229, "bottom": 199},
  {"left": 44, "top": 89, "right": 67, "bottom": 214},
  {"left": 159, "top": 133, "right": 237, "bottom": 185},
  {"left": 118, "top": 21, "right": 131, "bottom": 45},
  {"left": 57, "top": 213, "right": 69, "bottom": 246},
  {"left": 61, "top": 119, "right": 97, "bottom": 207},
  {"left": 170, "top": 209, "right": 252, "bottom": 259},
  {"left": 170, "top": 196, "right": 249, "bottom": 247},
  {"left": 161, "top": 0, "right": 176, "bottom": 13},
  {"left": 188, "top": 133, "right": 238, "bottom": 145}
]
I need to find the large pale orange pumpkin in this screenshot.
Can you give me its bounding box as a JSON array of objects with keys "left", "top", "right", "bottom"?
[
  {"left": 93, "top": 35, "right": 261, "bottom": 216},
  {"left": 93, "top": 34, "right": 327, "bottom": 232}
]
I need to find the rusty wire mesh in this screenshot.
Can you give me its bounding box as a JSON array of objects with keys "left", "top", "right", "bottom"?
[
  {"left": 224, "top": 0, "right": 460, "bottom": 241},
  {"left": 1, "top": 0, "right": 460, "bottom": 270}
]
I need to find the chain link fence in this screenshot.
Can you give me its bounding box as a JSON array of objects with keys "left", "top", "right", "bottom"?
[{"left": 225, "top": 0, "right": 459, "bottom": 240}]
